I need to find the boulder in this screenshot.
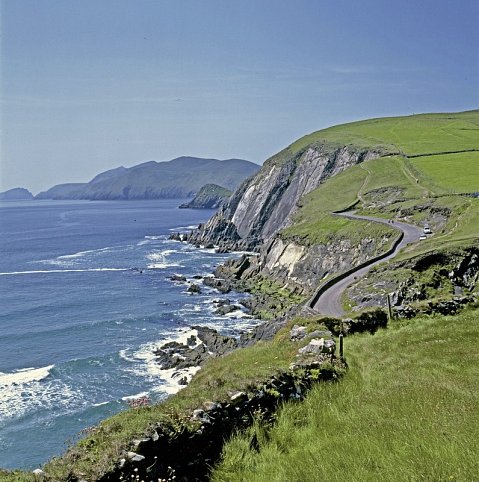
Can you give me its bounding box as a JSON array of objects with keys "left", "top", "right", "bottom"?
[
  {"left": 298, "top": 338, "right": 335, "bottom": 355},
  {"left": 290, "top": 324, "right": 307, "bottom": 340},
  {"left": 187, "top": 283, "right": 202, "bottom": 294}
]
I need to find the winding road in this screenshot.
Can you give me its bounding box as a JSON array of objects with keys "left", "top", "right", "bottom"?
[{"left": 312, "top": 212, "right": 423, "bottom": 317}]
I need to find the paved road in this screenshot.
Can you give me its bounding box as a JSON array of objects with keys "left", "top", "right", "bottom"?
[{"left": 312, "top": 212, "right": 423, "bottom": 317}]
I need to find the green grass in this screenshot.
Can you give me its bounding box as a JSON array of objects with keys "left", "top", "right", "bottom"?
[
  {"left": 289, "top": 110, "right": 479, "bottom": 157},
  {"left": 410, "top": 151, "right": 479, "bottom": 194},
  {"left": 212, "top": 308, "right": 479, "bottom": 482},
  {"left": 280, "top": 162, "right": 397, "bottom": 245}
]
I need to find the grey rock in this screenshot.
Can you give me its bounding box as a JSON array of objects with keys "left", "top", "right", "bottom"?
[
  {"left": 214, "top": 304, "right": 240, "bottom": 315},
  {"left": 170, "top": 274, "right": 187, "bottom": 282},
  {"left": 126, "top": 451, "right": 145, "bottom": 462},
  {"left": 203, "top": 401, "right": 221, "bottom": 411},
  {"left": 290, "top": 324, "right": 307, "bottom": 340},
  {"left": 298, "top": 338, "right": 335, "bottom": 355},
  {"left": 187, "top": 283, "right": 202, "bottom": 294}
]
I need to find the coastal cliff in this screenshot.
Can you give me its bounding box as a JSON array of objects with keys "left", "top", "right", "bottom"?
[
  {"left": 187, "top": 142, "right": 393, "bottom": 299},
  {"left": 188, "top": 143, "right": 386, "bottom": 256}
]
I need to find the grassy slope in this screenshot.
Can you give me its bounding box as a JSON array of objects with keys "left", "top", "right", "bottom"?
[
  {"left": 283, "top": 110, "right": 479, "bottom": 255},
  {"left": 289, "top": 109, "right": 479, "bottom": 156},
  {"left": 213, "top": 308, "right": 479, "bottom": 482}
]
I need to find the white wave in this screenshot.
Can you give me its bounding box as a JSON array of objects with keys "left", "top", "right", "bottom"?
[
  {"left": 57, "top": 246, "right": 115, "bottom": 260},
  {"left": 0, "top": 366, "right": 83, "bottom": 421},
  {"left": 147, "top": 250, "right": 179, "bottom": 261},
  {"left": 144, "top": 235, "right": 164, "bottom": 240},
  {"left": 121, "top": 391, "right": 149, "bottom": 401},
  {"left": 92, "top": 401, "right": 110, "bottom": 407},
  {"left": 0, "top": 365, "right": 54, "bottom": 387},
  {"left": 147, "top": 263, "right": 182, "bottom": 269},
  {"left": 154, "top": 366, "right": 202, "bottom": 395},
  {"left": 168, "top": 225, "right": 198, "bottom": 232},
  {"left": 0, "top": 268, "right": 129, "bottom": 276},
  {"left": 120, "top": 328, "right": 203, "bottom": 396}
]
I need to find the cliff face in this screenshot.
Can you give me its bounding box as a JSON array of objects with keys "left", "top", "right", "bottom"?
[
  {"left": 189, "top": 144, "right": 380, "bottom": 251},
  {"left": 258, "top": 234, "right": 394, "bottom": 295}
]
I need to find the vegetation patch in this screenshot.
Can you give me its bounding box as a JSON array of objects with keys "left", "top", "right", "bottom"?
[{"left": 212, "top": 307, "right": 479, "bottom": 482}]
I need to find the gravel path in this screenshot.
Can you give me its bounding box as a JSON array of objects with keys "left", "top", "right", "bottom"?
[{"left": 312, "top": 212, "right": 423, "bottom": 317}]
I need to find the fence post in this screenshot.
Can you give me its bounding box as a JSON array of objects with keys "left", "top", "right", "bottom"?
[{"left": 387, "top": 294, "right": 393, "bottom": 320}]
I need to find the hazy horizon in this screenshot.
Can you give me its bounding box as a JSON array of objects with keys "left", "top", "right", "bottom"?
[{"left": 1, "top": 0, "right": 478, "bottom": 194}]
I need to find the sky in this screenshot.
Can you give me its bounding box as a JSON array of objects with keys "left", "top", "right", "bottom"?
[{"left": 1, "top": 0, "right": 478, "bottom": 194}]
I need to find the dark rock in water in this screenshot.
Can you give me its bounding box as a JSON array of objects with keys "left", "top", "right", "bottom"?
[
  {"left": 169, "top": 274, "right": 187, "bottom": 282},
  {"left": 154, "top": 326, "right": 238, "bottom": 370},
  {"left": 192, "top": 275, "right": 203, "bottom": 280},
  {"left": 203, "top": 276, "right": 231, "bottom": 293},
  {"left": 193, "top": 326, "right": 238, "bottom": 356},
  {"left": 187, "top": 283, "right": 202, "bottom": 294},
  {"left": 214, "top": 304, "right": 240, "bottom": 315},
  {"left": 178, "top": 377, "right": 188, "bottom": 386},
  {"left": 213, "top": 298, "right": 231, "bottom": 306}
]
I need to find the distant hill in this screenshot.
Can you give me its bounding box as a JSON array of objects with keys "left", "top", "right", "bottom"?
[
  {"left": 36, "top": 157, "right": 259, "bottom": 200},
  {"left": 0, "top": 187, "right": 34, "bottom": 200},
  {"left": 179, "top": 184, "right": 232, "bottom": 209}
]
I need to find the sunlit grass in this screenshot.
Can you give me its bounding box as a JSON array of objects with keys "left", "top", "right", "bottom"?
[{"left": 212, "top": 308, "right": 479, "bottom": 482}]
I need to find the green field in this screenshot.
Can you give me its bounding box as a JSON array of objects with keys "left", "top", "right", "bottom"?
[
  {"left": 212, "top": 308, "right": 479, "bottom": 482},
  {"left": 410, "top": 151, "right": 479, "bottom": 193},
  {"left": 288, "top": 109, "right": 479, "bottom": 156},
  {"left": 283, "top": 110, "right": 479, "bottom": 259}
]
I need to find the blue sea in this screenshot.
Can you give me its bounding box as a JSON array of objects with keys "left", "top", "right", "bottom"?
[{"left": 0, "top": 200, "right": 256, "bottom": 470}]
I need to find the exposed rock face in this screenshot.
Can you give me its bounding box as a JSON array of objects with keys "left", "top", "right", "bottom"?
[
  {"left": 188, "top": 145, "right": 381, "bottom": 251},
  {"left": 179, "top": 183, "right": 232, "bottom": 209},
  {"left": 154, "top": 326, "right": 238, "bottom": 370},
  {"left": 259, "top": 234, "right": 394, "bottom": 295}
]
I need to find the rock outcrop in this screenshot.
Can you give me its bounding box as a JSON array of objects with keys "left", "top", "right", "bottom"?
[
  {"left": 188, "top": 144, "right": 382, "bottom": 251},
  {"left": 179, "top": 183, "right": 232, "bottom": 209}
]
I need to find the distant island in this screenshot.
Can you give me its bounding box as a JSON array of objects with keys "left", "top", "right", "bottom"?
[
  {"left": 179, "top": 184, "right": 232, "bottom": 209},
  {"left": 35, "top": 157, "right": 259, "bottom": 200},
  {"left": 0, "top": 187, "right": 34, "bottom": 200}
]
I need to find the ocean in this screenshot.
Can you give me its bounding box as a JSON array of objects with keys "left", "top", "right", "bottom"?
[{"left": 0, "top": 199, "right": 256, "bottom": 470}]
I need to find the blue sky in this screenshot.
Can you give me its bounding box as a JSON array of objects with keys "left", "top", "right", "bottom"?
[{"left": 1, "top": 0, "right": 478, "bottom": 194}]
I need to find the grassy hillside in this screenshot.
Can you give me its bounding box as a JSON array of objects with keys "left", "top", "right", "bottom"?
[
  {"left": 282, "top": 110, "right": 479, "bottom": 255},
  {"left": 290, "top": 109, "right": 479, "bottom": 156},
  {"left": 212, "top": 307, "right": 479, "bottom": 482}
]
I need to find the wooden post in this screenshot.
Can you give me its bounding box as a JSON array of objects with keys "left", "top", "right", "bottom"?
[
  {"left": 387, "top": 294, "right": 393, "bottom": 320},
  {"left": 339, "top": 319, "right": 344, "bottom": 359}
]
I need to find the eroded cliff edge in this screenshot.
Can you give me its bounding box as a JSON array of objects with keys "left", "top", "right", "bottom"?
[
  {"left": 184, "top": 142, "right": 396, "bottom": 305},
  {"left": 189, "top": 144, "right": 382, "bottom": 251}
]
